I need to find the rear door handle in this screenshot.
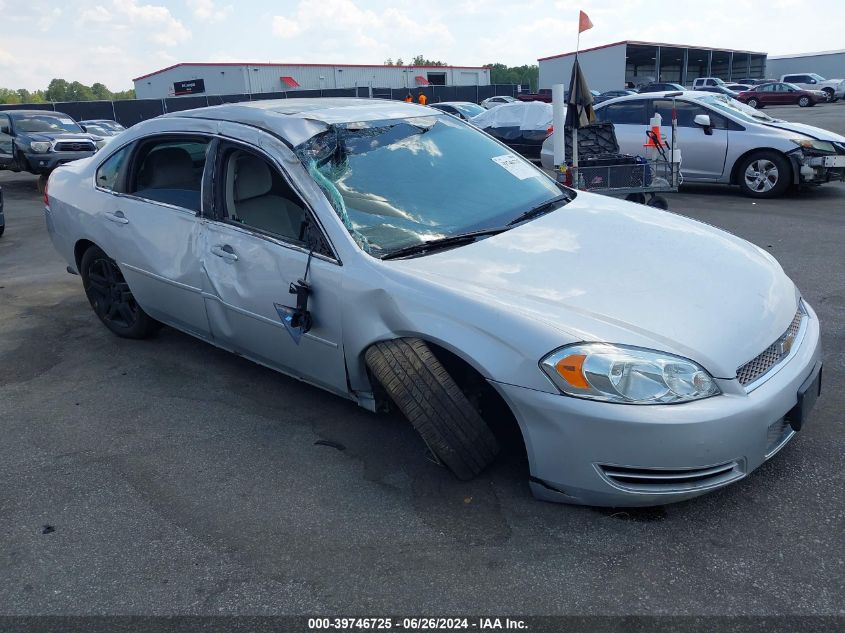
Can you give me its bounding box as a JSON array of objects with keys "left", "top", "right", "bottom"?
[
  {"left": 105, "top": 210, "right": 129, "bottom": 224},
  {"left": 211, "top": 244, "right": 238, "bottom": 262}
]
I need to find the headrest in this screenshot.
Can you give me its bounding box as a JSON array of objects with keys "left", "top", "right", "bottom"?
[
  {"left": 234, "top": 154, "right": 272, "bottom": 202},
  {"left": 145, "top": 147, "right": 194, "bottom": 189}
]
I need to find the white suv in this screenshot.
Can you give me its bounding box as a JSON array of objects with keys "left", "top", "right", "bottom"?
[
  {"left": 780, "top": 73, "right": 845, "bottom": 102},
  {"left": 692, "top": 77, "right": 726, "bottom": 89}
]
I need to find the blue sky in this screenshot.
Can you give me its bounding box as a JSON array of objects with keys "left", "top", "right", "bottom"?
[{"left": 2, "top": 0, "right": 843, "bottom": 91}]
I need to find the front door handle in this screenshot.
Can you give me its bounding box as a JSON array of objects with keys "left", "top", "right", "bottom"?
[
  {"left": 105, "top": 210, "right": 129, "bottom": 224},
  {"left": 211, "top": 244, "right": 238, "bottom": 262}
]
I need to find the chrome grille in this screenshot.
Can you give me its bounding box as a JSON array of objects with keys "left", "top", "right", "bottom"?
[
  {"left": 736, "top": 306, "right": 805, "bottom": 388},
  {"left": 54, "top": 141, "right": 95, "bottom": 152},
  {"left": 597, "top": 461, "right": 744, "bottom": 493}
]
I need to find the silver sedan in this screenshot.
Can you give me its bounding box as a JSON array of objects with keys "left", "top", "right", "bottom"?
[
  {"left": 45, "top": 98, "right": 822, "bottom": 506},
  {"left": 541, "top": 91, "right": 845, "bottom": 197}
]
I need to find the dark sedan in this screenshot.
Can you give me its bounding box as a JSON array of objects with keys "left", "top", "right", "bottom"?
[
  {"left": 594, "top": 89, "right": 637, "bottom": 104},
  {"left": 429, "top": 102, "right": 486, "bottom": 121},
  {"left": 638, "top": 82, "right": 685, "bottom": 93},
  {"left": 737, "top": 82, "right": 825, "bottom": 108}
]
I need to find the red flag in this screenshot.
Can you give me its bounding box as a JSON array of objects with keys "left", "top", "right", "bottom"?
[{"left": 578, "top": 10, "right": 593, "bottom": 33}]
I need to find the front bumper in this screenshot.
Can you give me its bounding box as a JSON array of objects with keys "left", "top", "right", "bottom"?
[
  {"left": 20, "top": 150, "right": 95, "bottom": 174},
  {"left": 791, "top": 151, "right": 845, "bottom": 185},
  {"left": 493, "top": 303, "right": 822, "bottom": 506}
]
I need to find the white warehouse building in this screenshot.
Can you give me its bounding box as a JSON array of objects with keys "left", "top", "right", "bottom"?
[
  {"left": 766, "top": 49, "right": 845, "bottom": 81},
  {"left": 538, "top": 40, "right": 767, "bottom": 92},
  {"left": 133, "top": 62, "right": 492, "bottom": 99}
]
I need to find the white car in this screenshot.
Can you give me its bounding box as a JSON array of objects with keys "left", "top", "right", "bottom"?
[
  {"left": 480, "top": 95, "right": 518, "bottom": 109},
  {"left": 781, "top": 73, "right": 845, "bottom": 102},
  {"left": 44, "top": 98, "right": 823, "bottom": 507}
]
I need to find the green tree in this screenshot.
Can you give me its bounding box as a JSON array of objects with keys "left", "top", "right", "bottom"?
[
  {"left": 66, "top": 81, "right": 95, "bottom": 101},
  {"left": 112, "top": 89, "right": 136, "bottom": 100},
  {"left": 45, "top": 78, "right": 70, "bottom": 102},
  {"left": 395, "top": 57, "right": 404, "bottom": 66},
  {"left": 91, "top": 82, "right": 113, "bottom": 100},
  {"left": 484, "top": 63, "right": 538, "bottom": 90},
  {"left": 0, "top": 88, "right": 22, "bottom": 104},
  {"left": 411, "top": 55, "right": 447, "bottom": 66},
  {"left": 384, "top": 58, "right": 394, "bottom": 66}
]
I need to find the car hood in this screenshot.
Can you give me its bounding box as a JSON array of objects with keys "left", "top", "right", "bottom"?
[
  {"left": 22, "top": 132, "right": 98, "bottom": 142},
  {"left": 760, "top": 120, "right": 845, "bottom": 143},
  {"left": 391, "top": 192, "right": 799, "bottom": 379}
]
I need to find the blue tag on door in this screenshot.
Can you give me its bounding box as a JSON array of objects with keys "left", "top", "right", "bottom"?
[{"left": 274, "top": 303, "right": 303, "bottom": 345}]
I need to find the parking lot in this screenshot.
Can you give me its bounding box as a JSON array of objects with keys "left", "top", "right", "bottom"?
[{"left": 1, "top": 102, "right": 843, "bottom": 617}]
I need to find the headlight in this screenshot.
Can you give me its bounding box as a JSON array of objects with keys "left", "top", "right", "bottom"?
[
  {"left": 29, "top": 141, "right": 52, "bottom": 153},
  {"left": 540, "top": 343, "right": 721, "bottom": 404},
  {"left": 790, "top": 138, "right": 836, "bottom": 153}
]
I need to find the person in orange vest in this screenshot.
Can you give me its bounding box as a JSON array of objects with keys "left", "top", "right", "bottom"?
[
  {"left": 404, "top": 94, "right": 412, "bottom": 103},
  {"left": 418, "top": 92, "right": 427, "bottom": 106}
]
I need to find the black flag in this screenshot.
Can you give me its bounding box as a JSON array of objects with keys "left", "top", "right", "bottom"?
[{"left": 564, "top": 57, "right": 595, "bottom": 130}]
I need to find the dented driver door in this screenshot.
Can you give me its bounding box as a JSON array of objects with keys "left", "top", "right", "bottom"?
[{"left": 200, "top": 125, "right": 348, "bottom": 396}]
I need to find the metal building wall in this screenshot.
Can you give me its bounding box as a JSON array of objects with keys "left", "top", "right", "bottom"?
[
  {"left": 135, "top": 64, "right": 491, "bottom": 98},
  {"left": 538, "top": 43, "right": 627, "bottom": 92},
  {"left": 766, "top": 52, "right": 845, "bottom": 80}
]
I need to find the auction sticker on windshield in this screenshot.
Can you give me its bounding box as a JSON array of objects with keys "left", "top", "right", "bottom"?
[{"left": 491, "top": 154, "right": 538, "bottom": 180}]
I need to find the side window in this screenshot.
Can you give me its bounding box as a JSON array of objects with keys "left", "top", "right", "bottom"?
[
  {"left": 652, "top": 100, "right": 727, "bottom": 130},
  {"left": 221, "top": 147, "right": 310, "bottom": 246},
  {"left": 128, "top": 136, "right": 209, "bottom": 212},
  {"left": 95, "top": 145, "right": 131, "bottom": 191},
  {"left": 0, "top": 114, "right": 10, "bottom": 135},
  {"left": 599, "top": 100, "right": 647, "bottom": 125},
  {"left": 759, "top": 84, "right": 773, "bottom": 92},
  {"left": 783, "top": 75, "right": 799, "bottom": 83}
]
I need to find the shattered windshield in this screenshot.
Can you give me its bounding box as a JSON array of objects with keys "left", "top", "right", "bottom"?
[
  {"left": 296, "top": 114, "right": 562, "bottom": 257},
  {"left": 699, "top": 94, "right": 777, "bottom": 123}
]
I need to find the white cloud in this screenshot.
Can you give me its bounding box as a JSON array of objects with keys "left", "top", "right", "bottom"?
[
  {"left": 188, "top": 0, "right": 233, "bottom": 23},
  {"left": 272, "top": 15, "right": 303, "bottom": 38},
  {"left": 0, "top": 47, "right": 15, "bottom": 66}
]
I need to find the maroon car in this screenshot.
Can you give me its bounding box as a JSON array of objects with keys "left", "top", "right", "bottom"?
[{"left": 737, "top": 82, "right": 823, "bottom": 108}]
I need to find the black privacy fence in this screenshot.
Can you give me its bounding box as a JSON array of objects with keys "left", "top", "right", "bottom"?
[{"left": 0, "top": 84, "right": 523, "bottom": 128}]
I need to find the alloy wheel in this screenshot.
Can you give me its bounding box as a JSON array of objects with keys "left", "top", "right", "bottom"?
[
  {"left": 744, "top": 159, "right": 779, "bottom": 193},
  {"left": 85, "top": 257, "right": 140, "bottom": 328}
]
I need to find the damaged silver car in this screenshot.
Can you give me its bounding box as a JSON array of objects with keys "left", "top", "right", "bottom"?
[{"left": 45, "top": 99, "right": 822, "bottom": 506}]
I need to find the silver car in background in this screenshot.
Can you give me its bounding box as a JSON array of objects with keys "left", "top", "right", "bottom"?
[
  {"left": 45, "top": 99, "right": 822, "bottom": 506},
  {"left": 541, "top": 91, "right": 845, "bottom": 197}
]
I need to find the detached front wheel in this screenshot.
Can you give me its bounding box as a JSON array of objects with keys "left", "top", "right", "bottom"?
[
  {"left": 738, "top": 151, "right": 791, "bottom": 198},
  {"left": 365, "top": 338, "right": 499, "bottom": 480},
  {"left": 80, "top": 245, "right": 158, "bottom": 339}
]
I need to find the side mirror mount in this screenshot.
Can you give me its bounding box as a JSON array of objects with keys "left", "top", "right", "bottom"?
[
  {"left": 693, "top": 114, "right": 713, "bottom": 135},
  {"left": 79, "top": 125, "right": 87, "bottom": 132}
]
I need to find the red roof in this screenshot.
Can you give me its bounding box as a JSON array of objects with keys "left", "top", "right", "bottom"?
[{"left": 133, "top": 62, "right": 489, "bottom": 82}]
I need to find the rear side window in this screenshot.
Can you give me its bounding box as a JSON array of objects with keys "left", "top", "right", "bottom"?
[
  {"left": 95, "top": 145, "right": 131, "bottom": 191},
  {"left": 783, "top": 75, "right": 803, "bottom": 83},
  {"left": 128, "top": 137, "right": 210, "bottom": 212},
  {"left": 598, "top": 101, "right": 647, "bottom": 125}
]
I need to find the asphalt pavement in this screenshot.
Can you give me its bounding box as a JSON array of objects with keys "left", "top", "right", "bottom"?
[{"left": 0, "top": 102, "right": 843, "bottom": 617}]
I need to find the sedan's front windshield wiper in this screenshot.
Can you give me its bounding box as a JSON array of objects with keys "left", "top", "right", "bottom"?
[
  {"left": 380, "top": 227, "right": 510, "bottom": 260},
  {"left": 507, "top": 194, "right": 571, "bottom": 226}
]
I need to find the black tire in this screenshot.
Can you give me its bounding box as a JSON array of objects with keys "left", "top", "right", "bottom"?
[
  {"left": 0, "top": 225, "right": 4, "bottom": 237},
  {"left": 737, "top": 151, "right": 791, "bottom": 198},
  {"left": 625, "top": 193, "right": 646, "bottom": 205},
  {"left": 80, "top": 245, "right": 158, "bottom": 339},
  {"left": 798, "top": 96, "right": 810, "bottom": 107},
  {"left": 646, "top": 195, "right": 669, "bottom": 210},
  {"left": 365, "top": 338, "right": 499, "bottom": 480},
  {"left": 746, "top": 98, "right": 759, "bottom": 109},
  {"left": 822, "top": 88, "right": 834, "bottom": 103}
]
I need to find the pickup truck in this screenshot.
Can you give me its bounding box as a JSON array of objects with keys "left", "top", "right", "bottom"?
[
  {"left": 780, "top": 74, "right": 845, "bottom": 102},
  {"left": 0, "top": 109, "right": 103, "bottom": 177}
]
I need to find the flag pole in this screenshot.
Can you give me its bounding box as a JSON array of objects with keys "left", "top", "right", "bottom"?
[{"left": 572, "top": 17, "right": 581, "bottom": 174}]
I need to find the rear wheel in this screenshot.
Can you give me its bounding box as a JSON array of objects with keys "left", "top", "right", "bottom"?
[
  {"left": 798, "top": 96, "right": 810, "bottom": 107},
  {"left": 738, "top": 151, "right": 791, "bottom": 198},
  {"left": 746, "top": 98, "right": 760, "bottom": 109},
  {"left": 80, "top": 245, "right": 158, "bottom": 339},
  {"left": 365, "top": 338, "right": 499, "bottom": 480}
]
